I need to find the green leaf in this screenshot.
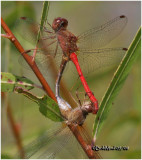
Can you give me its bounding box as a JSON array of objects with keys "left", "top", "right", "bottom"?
[
  {"left": 93, "top": 28, "right": 141, "bottom": 142},
  {"left": 1, "top": 72, "right": 16, "bottom": 92},
  {"left": 15, "top": 75, "right": 34, "bottom": 90},
  {"left": 1, "top": 72, "right": 34, "bottom": 92},
  {"left": 39, "top": 95, "right": 63, "bottom": 122},
  {"left": 15, "top": 87, "right": 63, "bottom": 122}
]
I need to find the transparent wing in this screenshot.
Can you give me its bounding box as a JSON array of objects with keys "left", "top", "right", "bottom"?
[
  {"left": 78, "top": 15, "right": 128, "bottom": 50},
  {"left": 1, "top": 1, "right": 16, "bottom": 17},
  {"left": 71, "top": 48, "right": 127, "bottom": 76},
  {"left": 15, "top": 17, "right": 66, "bottom": 80},
  {"left": 59, "top": 47, "right": 126, "bottom": 96},
  {"left": 79, "top": 125, "right": 102, "bottom": 159},
  {"left": 38, "top": 127, "right": 72, "bottom": 159},
  {"left": 21, "top": 122, "right": 67, "bottom": 159},
  {"left": 63, "top": 47, "right": 127, "bottom": 93},
  {"left": 18, "top": 46, "right": 64, "bottom": 80},
  {"left": 38, "top": 125, "right": 94, "bottom": 159},
  {"left": 14, "top": 17, "right": 62, "bottom": 58},
  {"left": 14, "top": 17, "right": 55, "bottom": 45}
]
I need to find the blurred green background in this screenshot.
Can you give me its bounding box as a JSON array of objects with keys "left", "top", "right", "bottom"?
[{"left": 1, "top": 1, "right": 141, "bottom": 159}]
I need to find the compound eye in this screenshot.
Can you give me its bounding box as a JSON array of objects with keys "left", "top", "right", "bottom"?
[
  {"left": 61, "top": 19, "right": 68, "bottom": 28},
  {"left": 52, "top": 17, "right": 68, "bottom": 31}
]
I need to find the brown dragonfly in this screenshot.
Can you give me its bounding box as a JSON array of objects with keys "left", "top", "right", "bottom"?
[{"left": 15, "top": 85, "right": 100, "bottom": 158}]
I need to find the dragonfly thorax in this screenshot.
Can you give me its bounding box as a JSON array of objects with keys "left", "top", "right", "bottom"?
[{"left": 57, "top": 29, "right": 78, "bottom": 56}]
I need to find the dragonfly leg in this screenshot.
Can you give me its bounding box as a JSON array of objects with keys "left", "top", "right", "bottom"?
[
  {"left": 47, "top": 21, "right": 52, "bottom": 28},
  {"left": 31, "top": 46, "right": 38, "bottom": 63},
  {"left": 82, "top": 92, "right": 89, "bottom": 104},
  {"left": 46, "top": 39, "right": 57, "bottom": 48},
  {"left": 21, "top": 47, "right": 39, "bottom": 64},
  {"left": 41, "top": 35, "right": 56, "bottom": 40},
  {"left": 68, "top": 91, "right": 79, "bottom": 106},
  {"left": 21, "top": 49, "right": 31, "bottom": 55},
  {"left": 43, "top": 24, "right": 53, "bottom": 33},
  {"left": 69, "top": 76, "right": 80, "bottom": 93},
  {"left": 53, "top": 42, "right": 59, "bottom": 58},
  {"left": 76, "top": 89, "right": 89, "bottom": 102},
  {"left": 75, "top": 88, "right": 82, "bottom": 106}
]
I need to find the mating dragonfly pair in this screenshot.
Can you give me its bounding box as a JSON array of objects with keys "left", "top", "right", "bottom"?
[{"left": 15, "top": 15, "right": 127, "bottom": 158}]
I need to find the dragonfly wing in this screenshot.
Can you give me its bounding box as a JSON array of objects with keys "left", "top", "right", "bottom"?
[
  {"left": 78, "top": 15, "right": 127, "bottom": 50},
  {"left": 76, "top": 48, "right": 127, "bottom": 75},
  {"left": 14, "top": 17, "right": 55, "bottom": 46},
  {"left": 17, "top": 42, "right": 61, "bottom": 79},
  {"left": 79, "top": 125, "right": 102, "bottom": 159},
  {"left": 67, "top": 48, "right": 126, "bottom": 81},
  {"left": 37, "top": 127, "right": 72, "bottom": 159},
  {"left": 18, "top": 42, "right": 63, "bottom": 73},
  {"left": 38, "top": 125, "right": 93, "bottom": 159},
  {"left": 60, "top": 47, "right": 126, "bottom": 99},
  {"left": 21, "top": 122, "right": 67, "bottom": 159}
]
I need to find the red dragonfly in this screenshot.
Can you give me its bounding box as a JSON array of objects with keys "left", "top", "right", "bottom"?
[{"left": 15, "top": 15, "right": 127, "bottom": 114}]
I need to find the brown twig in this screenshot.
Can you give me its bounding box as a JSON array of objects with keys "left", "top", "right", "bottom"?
[
  {"left": 2, "top": 92, "right": 25, "bottom": 158},
  {"left": 1, "top": 17, "right": 96, "bottom": 159}
]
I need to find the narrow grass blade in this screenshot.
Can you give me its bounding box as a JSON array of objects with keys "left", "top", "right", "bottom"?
[{"left": 36, "top": 1, "right": 50, "bottom": 43}]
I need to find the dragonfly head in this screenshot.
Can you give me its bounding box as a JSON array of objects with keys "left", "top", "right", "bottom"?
[
  {"left": 81, "top": 101, "right": 94, "bottom": 114},
  {"left": 52, "top": 17, "right": 68, "bottom": 32}
]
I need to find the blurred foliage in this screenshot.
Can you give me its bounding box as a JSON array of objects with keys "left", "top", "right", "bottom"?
[
  {"left": 1, "top": 153, "right": 13, "bottom": 159},
  {"left": 1, "top": 1, "right": 141, "bottom": 159}
]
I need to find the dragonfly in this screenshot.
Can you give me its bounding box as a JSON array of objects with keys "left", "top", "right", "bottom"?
[
  {"left": 15, "top": 15, "right": 128, "bottom": 115},
  {"left": 24, "top": 43, "right": 100, "bottom": 159}
]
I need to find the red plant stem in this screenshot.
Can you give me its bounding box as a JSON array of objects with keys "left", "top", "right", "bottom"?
[
  {"left": 1, "top": 17, "right": 96, "bottom": 159},
  {"left": 1, "top": 17, "right": 56, "bottom": 102},
  {"left": 2, "top": 93, "right": 25, "bottom": 158},
  {"left": 70, "top": 53, "right": 99, "bottom": 114}
]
